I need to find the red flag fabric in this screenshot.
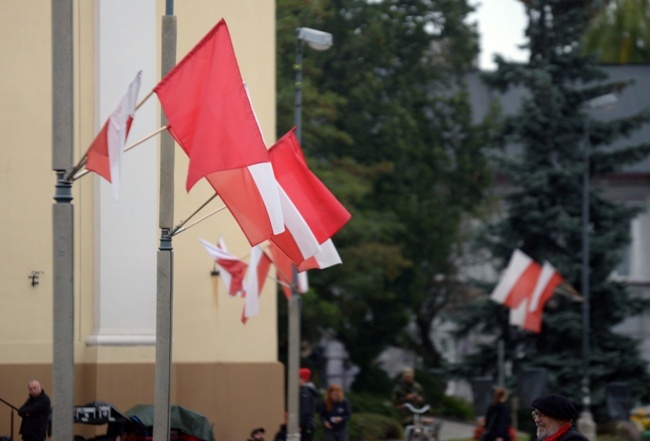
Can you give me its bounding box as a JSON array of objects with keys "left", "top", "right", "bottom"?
[
  {"left": 493, "top": 250, "right": 563, "bottom": 334},
  {"left": 205, "top": 163, "right": 284, "bottom": 246},
  {"left": 199, "top": 239, "right": 247, "bottom": 296},
  {"left": 241, "top": 245, "right": 272, "bottom": 323},
  {"left": 269, "top": 128, "right": 351, "bottom": 243},
  {"left": 153, "top": 19, "right": 283, "bottom": 246},
  {"left": 154, "top": 19, "right": 269, "bottom": 189},
  {"left": 86, "top": 71, "right": 141, "bottom": 199},
  {"left": 520, "top": 262, "right": 563, "bottom": 333},
  {"left": 490, "top": 249, "right": 542, "bottom": 309},
  {"left": 269, "top": 243, "right": 308, "bottom": 300}
]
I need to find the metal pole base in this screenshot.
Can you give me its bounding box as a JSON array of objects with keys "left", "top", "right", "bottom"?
[
  {"left": 577, "top": 410, "right": 596, "bottom": 441},
  {"left": 287, "top": 433, "right": 300, "bottom": 441}
]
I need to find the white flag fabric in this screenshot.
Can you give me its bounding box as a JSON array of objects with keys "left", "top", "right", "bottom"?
[
  {"left": 297, "top": 239, "right": 342, "bottom": 272},
  {"left": 490, "top": 249, "right": 541, "bottom": 308},
  {"left": 498, "top": 254, "right": 562, "bottom": 333},
  {"left": 242, "top": 245, "right": 271, "bottom": 319}
]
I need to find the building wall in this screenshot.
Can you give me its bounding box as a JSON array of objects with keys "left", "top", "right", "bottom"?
[{"left": 0, "top": 1, "right": 283, "bottom": 440}]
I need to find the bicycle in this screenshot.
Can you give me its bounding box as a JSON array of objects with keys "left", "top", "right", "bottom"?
[{"left": 403, "top": 403, "right": 441, "bottom": 441}]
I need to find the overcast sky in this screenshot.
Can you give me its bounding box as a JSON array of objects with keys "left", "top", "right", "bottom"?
[{"left": 470, "top": 0, "right": 529, "bottom": 70}]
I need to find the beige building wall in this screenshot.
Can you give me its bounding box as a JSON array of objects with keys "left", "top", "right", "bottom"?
[{"left": 0, "top": 1, "right": 283, "bottom": 441}]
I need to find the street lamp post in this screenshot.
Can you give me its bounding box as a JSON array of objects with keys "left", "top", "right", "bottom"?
[
  {"left": 286, "top": 27, "right": 333, "bottom": 441},
  {"left": 577, "top": 93, "right": 617, "bottom": 441}
]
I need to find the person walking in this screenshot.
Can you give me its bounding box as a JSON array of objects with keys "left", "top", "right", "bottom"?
[
  {"left": 320, "top": 384, "right": 351, "bottom": 441},
  {"left": 481, "top": 387, "right": 511, "bottom": 441},
  {"left": 299, "top": 368, "right": 318, "bottom": 441},
  {"left": 18, "top": 379, "right": 51, "bottom": 441},
  {"left": 531, "top": 394, "right": 588, "bottom": 441}
]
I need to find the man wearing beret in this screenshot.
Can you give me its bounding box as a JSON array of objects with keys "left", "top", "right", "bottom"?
[{"left": 531, "top": 394, "right": 589, "bottom": 441}]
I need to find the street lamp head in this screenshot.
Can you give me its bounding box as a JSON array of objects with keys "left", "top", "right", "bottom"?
[
  {"left": 297, "top": 27, "right": 333, "bottom": 51},
  {"left": 586, "top": 93, "right": 617, "bottom": 110}
]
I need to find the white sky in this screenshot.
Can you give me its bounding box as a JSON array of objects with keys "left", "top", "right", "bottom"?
[{"left": 470, "top": 0, "right": 529, "bottom": 70}]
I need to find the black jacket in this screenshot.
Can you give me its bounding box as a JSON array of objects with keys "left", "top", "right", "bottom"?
[
  {"left": 536, "top": 425, "right": 589, "bottom": 441},
  {"left": 299, "top": 383, "right": 318, "bottom": 429},
  {"left": 320, "top": 398, "right": 351, "bottom": 432},
  {"left": 18, "top": 390, "right": 51, "bottom": 440},
  {"left": 483, "top": 402, "right": 511, "bottom": 441}
]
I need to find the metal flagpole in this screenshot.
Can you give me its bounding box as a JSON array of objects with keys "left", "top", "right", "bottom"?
[
  {"left": 51, "top": 1, "right": 75, "bottom": 441},
  {"left": 153, "top": 1, "right": 176, "bottom": 441}
]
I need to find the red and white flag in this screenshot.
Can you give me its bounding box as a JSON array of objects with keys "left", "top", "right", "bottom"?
[
  {"left": 86, "top": 71, "right": 142, "bottom": 199},
  {"left": 269, "top": 243, "right": 309, "bottom": 300},
  {"left": 297, "top": 239, "right": 342, "bottom": 272},
  {"left": 509, "top": 261, "right": 563, "bottom": 333},
  {"left": 241, "top": 245, "right": 272, "bottom": 323},
  {"left": 199, "top": 238, "right": 247, "bottom": 296},
  {"left": 268, "top": 128, "right": 351, "bottom": 265},
  {"left": 153, "top": 19, "right": 283, "bottom": 246},
  {"left": 490, "top": 249, "right": 542, "bottom": 309},
  {"left": 269, "top": 185, "right": 322, "bottom": 266}
]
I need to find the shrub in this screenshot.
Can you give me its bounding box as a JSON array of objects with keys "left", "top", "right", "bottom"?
[
  {"left": 347, "top": 392, "right": 400, "bottom": 419},
  {"left": 313, "top": 413, "right": 404, "bottom": 441},
  {"left": 439, "top": 395, "right": 475, "bottom": 420},
  {"left": 351, "top": 366, "right": 395, "bottom": 396}
]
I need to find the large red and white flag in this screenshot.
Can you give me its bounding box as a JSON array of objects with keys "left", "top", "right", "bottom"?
[
  {"left": 86, "top": 71, "right": 142, "bottom": 199},
  {"left": 490, "top": 249, "right": 542, "bottom": 309},
  {"left": 268, "top": 128, "right": 351, "bottom": 265},
  {"left": 509, "top": 261, "right": 563, "bottom": 333},
  {"left": 241, "top": 245, "right": 272, "bottom": 323},
  {"left": 269, "top": 243, "right": 309, "bottom": 300},
  {"left": 199, "top": 238, "right": 247, "bottom": 296},
  {"left": 153, "top": 19, "right": 283, "bottom": 246}
]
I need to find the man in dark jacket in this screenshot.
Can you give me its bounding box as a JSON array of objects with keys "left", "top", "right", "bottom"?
[
  {"left": 531, "top": 394, "right": 589, "bottom": 441},
  {"left": 299, "top": 368, "right": 318, "bottom": 441},
  {"left": 18, "top": 380, "right": 51, "bottom": 441}
]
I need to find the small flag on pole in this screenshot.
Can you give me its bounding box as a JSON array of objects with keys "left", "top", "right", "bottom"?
[{"left": 86, "top": 71, "right": 142, "bottom": 199}]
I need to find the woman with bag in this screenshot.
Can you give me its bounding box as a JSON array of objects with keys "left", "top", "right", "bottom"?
[{"left": 481, "top": 387, "right": 512, "bottom": 441}]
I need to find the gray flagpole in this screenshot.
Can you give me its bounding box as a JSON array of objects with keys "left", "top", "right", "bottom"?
[
  {"left": 153, "top": 1, "right": 176, "bottom": 441},
  {"left": 51, "top": 1, "right": 75, "bottom": 441}
]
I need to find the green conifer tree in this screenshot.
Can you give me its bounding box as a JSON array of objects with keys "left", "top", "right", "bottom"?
[{"left": 454, "top": 0, "right": 650, "bottom": 421}]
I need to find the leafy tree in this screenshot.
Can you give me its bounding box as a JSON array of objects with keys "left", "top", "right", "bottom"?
[
  {"left": 276, "top": 0, "right": 494, "bottom": 387},
  {"left": 453, "top": 0, "right": 650, "bottom": 420},
  {"left": 584, "top": 0, "right": 650, "bottom": 63}
]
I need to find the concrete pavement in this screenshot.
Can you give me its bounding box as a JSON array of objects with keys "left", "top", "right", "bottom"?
[{"left": 436, "top": 418, "right": 477, "bottom": 441}]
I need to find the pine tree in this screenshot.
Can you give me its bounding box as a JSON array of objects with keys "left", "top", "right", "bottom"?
[{"left": 454, "top": 0, "right": 650, "bottom": 421}]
